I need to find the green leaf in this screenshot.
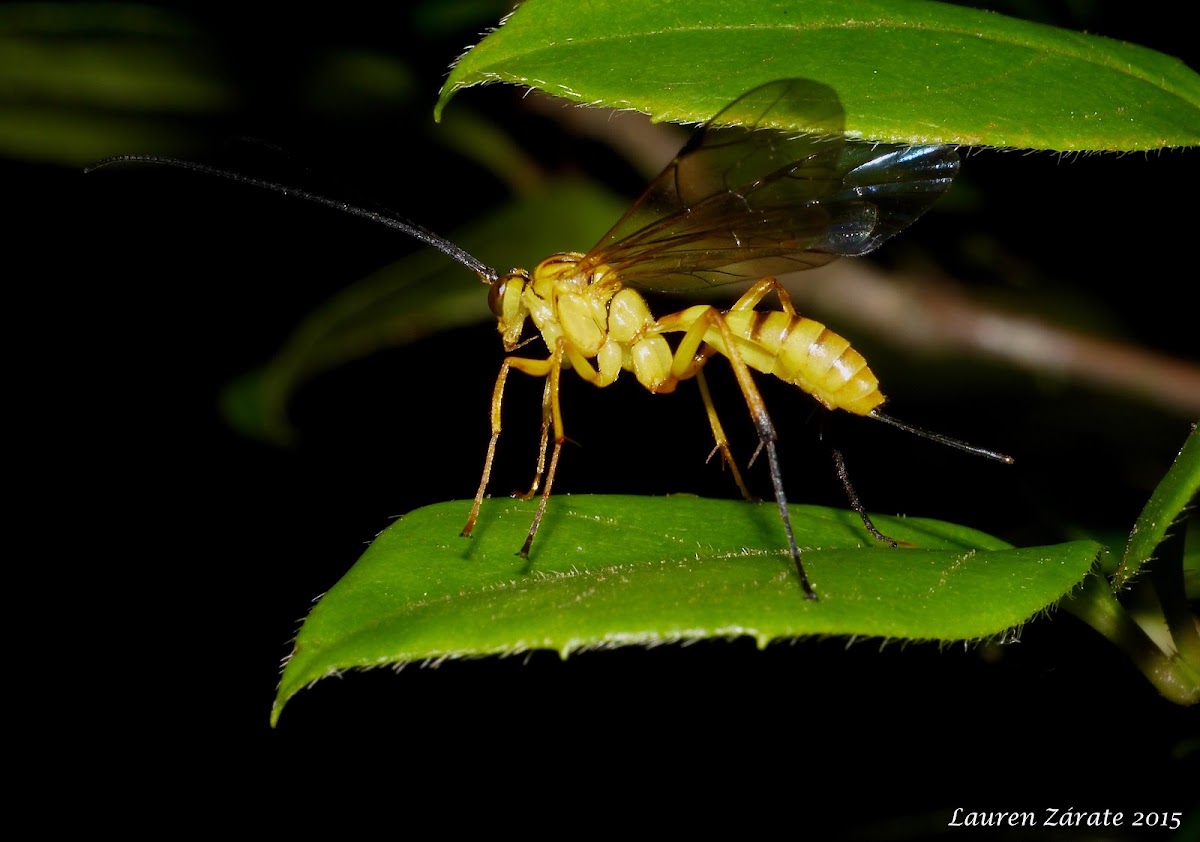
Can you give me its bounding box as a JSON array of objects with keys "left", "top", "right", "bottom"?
[
  {"left": 436, "top": 0, "right": 1200, "bottom": 151},
  {"left": 272, "top": 495, "right": 1101, "bottom": 724},
  {"left": 1057, "top": 424, "right": 1199, "bottom": 705},
  {"left": 1115, "top": 422, "right": 1200, "bottom": 589}
]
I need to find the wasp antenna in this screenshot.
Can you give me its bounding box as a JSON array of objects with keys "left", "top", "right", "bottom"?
[
  {"left": 85, "top": 154, "right": 500, "bottom": 283},
  {"left": 870, "top": 412, "right": 1014, "bottom": 465}
]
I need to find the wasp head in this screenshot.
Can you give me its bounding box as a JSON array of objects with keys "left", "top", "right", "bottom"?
[{"left": 488, "top": 269, "right": 532, "bottom": 351}]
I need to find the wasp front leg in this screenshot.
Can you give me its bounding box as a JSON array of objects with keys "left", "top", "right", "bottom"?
[
  {"left": 513, "top": 371, "right": 556, "bottom": 502},
  {"left": 461, "top": 345, "right": 563, "bottom": 544},
  {"left": 518, "top": 338, "right": 569, "bottom": 557}
]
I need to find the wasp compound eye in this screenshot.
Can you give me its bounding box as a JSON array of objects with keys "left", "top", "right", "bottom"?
[{"left": 487, "top": 276, "right": 508, "bottom": 318}]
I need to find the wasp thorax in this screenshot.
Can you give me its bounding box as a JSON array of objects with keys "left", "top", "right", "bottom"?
[{"left": 532, "top": 252, "right": 586, "bottom": 285}]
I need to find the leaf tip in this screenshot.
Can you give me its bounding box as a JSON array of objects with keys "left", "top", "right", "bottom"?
[{"left": 432, "top": 85, "right": 456, "bottom": 123}]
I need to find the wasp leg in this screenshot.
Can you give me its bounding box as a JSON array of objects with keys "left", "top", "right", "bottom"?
[
  {"left": 519, "top": 338, "right": 568, "bottom": 558},
  {"left": 728, "top": 276, "right": 797, "bottom": 315},
  {"left": 746, "top": 278, "right": 896, "bottom": 547},
  {"left": 669, "top": 279, "right": 790, "bottom": 502},
  {"left": 657, "top": 305, "right": 817, "bottom": 599},
  {"left": 513, "top": 373, "right": 555, "bottom": 501},
  {"left": 694, "top": 368, "right": 755, "bottom": 501},
  {"left": 746, "top": 279, "right": 896, "bottom": 549},
  {"left": 462, "top": 353, "right": 557, "bottom": 540},
  {"left": 514, "top": 339, "right": 604, "bottom": 501},
  {"left": 830, "top": 438, "right": 899, "bottom": 547}
]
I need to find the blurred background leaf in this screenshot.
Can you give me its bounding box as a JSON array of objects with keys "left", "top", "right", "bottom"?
[{"left": 0, "top": 3, "right": 233, "bottom": 162}]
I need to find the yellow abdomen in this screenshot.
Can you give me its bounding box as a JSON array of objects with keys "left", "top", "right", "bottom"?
[{"left": 719, "top": 311, "right": 885, "bottom": 416}]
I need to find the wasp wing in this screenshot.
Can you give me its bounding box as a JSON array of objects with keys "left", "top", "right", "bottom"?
[
  {"left": 815, "top": 143, "right": 961, "bottom": 256},
  {"left": 578, "top": 79, "right": 959, "bottom": 292}
]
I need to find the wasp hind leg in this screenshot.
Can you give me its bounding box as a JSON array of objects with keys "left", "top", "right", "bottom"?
[
  {"left": 729, "top": 276, "right": 798, "bottom": 316},
  {"left": 659, "top": 303, "right": 817, "bottom": 600},
  {"left": 667, "top": 280, "right": 788, "bottom": 504},
  {"left": 830, "top": 441, "right": 899, "bottom": 548}
]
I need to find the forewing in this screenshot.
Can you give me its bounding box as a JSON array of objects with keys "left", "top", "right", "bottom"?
[
  {"left": 811, "top": 144, "right": 960, "bottom": 256},
  {"left": 579, "top": 79, "right": 958, "bottom": 292}
]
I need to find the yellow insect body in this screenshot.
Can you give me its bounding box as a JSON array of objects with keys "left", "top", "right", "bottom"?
[
  {"left": 504, "top": 251, "right": 884, "bottom": 414},
  {"left": 455, "top": 80, "right": 995, "bottom": 600},
  {"left": 89, "top": 79, "right": 1005, "bottom": 600},
  {"left": 505, "top": 253, "right": 677, "bottom": 393},
  {"left": 467, "top": 244, "right": 894, "bottom": 603},
  {"left": 712, "top": 310, "right": 885, "bottom": 417}
]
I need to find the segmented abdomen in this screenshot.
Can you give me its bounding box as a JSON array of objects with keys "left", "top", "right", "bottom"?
[{"left": 720, "top": 310, "right": 885, "bottom": 416}]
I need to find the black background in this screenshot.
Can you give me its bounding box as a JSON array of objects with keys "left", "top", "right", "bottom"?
[{"left": 22, "top": 1, "right": 1198, "bottom": 833}]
